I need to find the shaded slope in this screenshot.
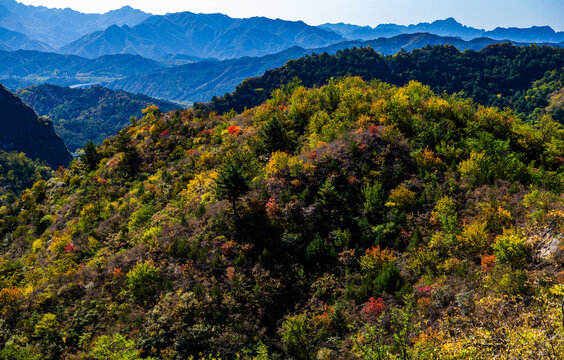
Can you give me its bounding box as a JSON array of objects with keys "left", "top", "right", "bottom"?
[
  {"left": 0, "top": 84, "right": 71, "bottom": 168},
  {"left": 0, "top": 26, "right": 52, "bottom": 52}
]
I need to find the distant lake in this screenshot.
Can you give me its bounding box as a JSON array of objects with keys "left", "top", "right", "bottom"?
[{"left": 69, "top": 83, "right": 99, "bottom": 89}]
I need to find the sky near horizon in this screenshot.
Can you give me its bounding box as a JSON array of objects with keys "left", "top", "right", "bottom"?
[{"left": 17, "top": 0, "right": 564, "bottom": 31}]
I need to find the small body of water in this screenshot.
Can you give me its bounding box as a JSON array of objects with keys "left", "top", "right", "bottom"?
[{"left": 69, "top": 83, "right": 99, "bottom": 89}]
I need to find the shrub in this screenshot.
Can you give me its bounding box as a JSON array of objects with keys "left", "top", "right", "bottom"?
[
  {"left": 362, "top": 297, "right": 387, "bottom": 319},
  {"left": 126, "top": 261, "right": 162, "bottom": 301},
  {"left": 280, "top": 313, "right": 313, "bottom": 360},
  {"left": 492, "top": 228, "right": 529, "bottom": 269},
  {"left": 89, "top": 333, "right": 147, "bottom": 360},
  {"left": 362, "top": 182, "right": 384, "bottom": 214},
  {"left": 457, "top": 221, "right": 489, "bottom": 256},
  {"left": 359, "top": 245, "right": 396, "bottom": 275},
  {"left": 431, "top": 196, "right": 458, "bottom": 234},
  {"left": 385, "top": 185, "right": 416, "bottom": 209}
]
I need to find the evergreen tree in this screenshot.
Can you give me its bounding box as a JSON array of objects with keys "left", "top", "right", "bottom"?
[
  {"left": 257, "top": 117, "right": 290, "bottom": 154},
  {"left": 214, "top": 163, "right": 250, "bottom": 219},
  {"left": 81, "top": 141, "right": 100, "bottom": 172}
]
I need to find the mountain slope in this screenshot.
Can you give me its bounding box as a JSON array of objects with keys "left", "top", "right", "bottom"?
[
  {"left": 109, "top": 34, "right": 544, "bottom": 104},
  {"left": 16, "top": 84, "right": 180, "bottom": 152},
  {"left": 108, "top": 46, "right": 310, "bottom": 103},
  {"left": 0, "top": 49, "right": 166, "bottom": 90},
  {"left": 0, "top": 149, "right": 51, "bottom": 205},
  {"left": 0, "top": 0, "right": 150, "bottom": 48},
  {"left": 59, "top": 11, "right": 344, "bottom": 59},
  {"left": 320, "top": 17, "right": 564, "bottom": 43},
  {"left": 0, "top": 77, "right": 562, "bottom": 359},
  {"left": 0, "top": 26, "right": 52, "bottom": 52},
  {"left": 198, "top": 43, "right": 564, "bottom": 115},
  {"left": 0, "top": 84, "right": 71, "bottom": 168}
]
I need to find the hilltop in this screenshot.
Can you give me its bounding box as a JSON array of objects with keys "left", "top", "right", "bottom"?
[
  {"left": 0, "top": 77, "right": 562, "bottom": 358},
  {"left": 199, "top": 43, "right": 564, "bottom": 117}
]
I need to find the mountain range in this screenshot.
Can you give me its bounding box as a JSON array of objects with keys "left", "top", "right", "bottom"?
[
  {"left": 0, "top": 26, "right": 52, "bottom": 52},
  {"left": 0, "top": 0, "right": 150, "bottom": 47},
  {"left": 321, "top": 17, "right": 564, "bottom": 43},
  {"left": 0, "top": 50, "right": 165, "bottom": 90},
  {"left": 1, "top": 33, "right": 556, "bottom": 104},
  {"left": 105, "top": 33, "right": 555, "bottom": 103},
  {"left": 59, "top": 12, "right": 344, "bottom": 59},
  {"left": 0, "top": 0, "right": 563, "bottom": 60},
  {"left": 0, "top": 84, "right": 71, "bottom": 168}
]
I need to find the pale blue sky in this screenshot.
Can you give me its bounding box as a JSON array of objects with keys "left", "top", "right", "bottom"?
[{"left": 19, "top": 0, "right": 564, "bottom": 31}]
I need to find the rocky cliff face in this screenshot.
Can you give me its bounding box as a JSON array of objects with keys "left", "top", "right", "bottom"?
[{"left": 0, "top": 83, "right": 71, "bottom": 168}]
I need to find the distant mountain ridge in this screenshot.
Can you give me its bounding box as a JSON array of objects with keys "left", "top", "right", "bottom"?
[
  {"left": 0, "top": 50, "right": 166, "bottom": 90},
  {"left": 320, "top": 18, "right": 564, "bottom": 43},
  {"left": 107, "top": 33, "right": 555, "bottom": 103},
  {"left": 0, "top": 83, "right": 71, "bottom": 168},
  {"left": 0, "top": 26, "right": 52, "bottom": 52},
  {"left": 0, "top": 0, "right": 150, "bottom": 48},
  {"left": 59, "top": 11, "right": 344, "bottom": 59}
]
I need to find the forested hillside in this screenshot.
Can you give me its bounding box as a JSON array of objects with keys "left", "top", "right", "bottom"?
[
  {"left": 0, "top": 77, "right": 562, "bottom": 359},
  {"left": 0, "top": 150, "right": 51, "bottom": 205},
  {"left": 16, "top": 84, "right": 179, "bottom": 152},
  {"left": 199, "top": 44, "right": 564, "bottom": 118}
]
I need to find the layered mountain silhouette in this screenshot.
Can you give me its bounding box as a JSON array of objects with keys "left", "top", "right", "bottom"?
[
  {"left": 0, "top": 84, "right": 71, "bottom": 168},
  {"left": 321, "top": 18, "right": 564, "bottom": 43},
  {"left": 59, "top": 12, "right": 344, "bottom": 59},
  {"left": 0, "top": 50, "right": 165, "bottom": 90},
  {"left": 0, "top": 0, "right": 150, "bottom": 48},
  {"left": 107, "top": 33, "right": 545, "bottom": 103},
  {"left": 0, "top": 26, "right": 52, "bottom": 52}
]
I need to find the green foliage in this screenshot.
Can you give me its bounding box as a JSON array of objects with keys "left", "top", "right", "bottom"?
[
  {"left": 126, "top": 261, "right": 162, "bottom": 301},
  {"left": 431, "top": 196, "right": 458, "bottom": 234},
  {"left": 493, "top": 228, "right": 529, "bottom": 269},
  {"left": 214, "top": 162, "right": 251, "bottom": 218},
  {"left": 17, "top": 84, "right": 179, "bottom": 152},
  {"left": 0, "top": 75, "right": 562, "bottom": 359},
  {"left": 280, "top": 313, "right": 313, "bottom": 360},
  {"left": 89, "top": 334, "right": 148, "bottom": 360},
  {"left": 81, "top": 141, "right": 100, "bottom": 172},
  {"left": 0, "top": 150, "right": 51, "bottom": 205},
  {"left": 256, "top": 117, "right": 292, "bottom": 155}
]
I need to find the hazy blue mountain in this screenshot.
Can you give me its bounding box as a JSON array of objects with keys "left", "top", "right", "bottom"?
[
  {"left": 0, "top": 50, "right": 166, "bottom": 90},
  {"left": 0, "top": 41, "right": 9, "bottom": 51},
  {"left": 0, "top": 0, "right": 150, "bottom": 48},
  {"left": 1, "top": 33, "right": 557, "bottom": 105},
  {"left": 108, "top": 46, "right": 310, "bottom": 103},
  {"left": 59, "top": 11, "right": 344, "bottom": 59},
  {"left": 0, "top": 83, "right": 71, "bottom": 168},
  {"left": 0, "top": 26, "right": 52, "bottom": 51},
  {"left": 16, "top": 84, "right": 179, "bottom": 151},
  {"left": 108, "top": 33, "right": 543, "bottom": 104},
  {"left": 320, "top": 18, "right": 564, "bottom": 43}
]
